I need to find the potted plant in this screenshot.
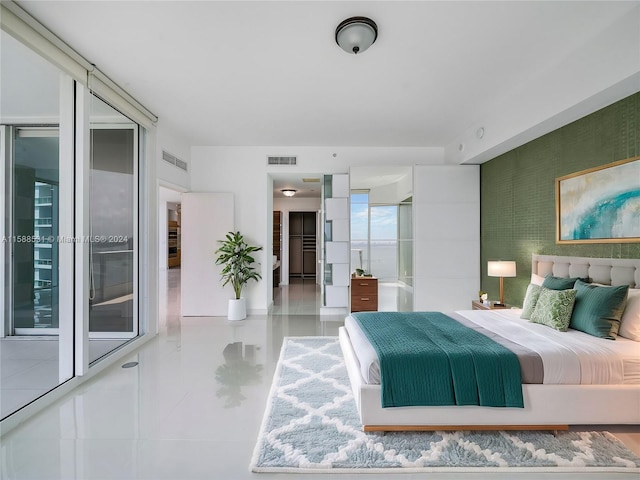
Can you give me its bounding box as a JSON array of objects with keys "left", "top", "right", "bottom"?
[{"left": 215, "top": 231, "right": 263, "bottom": 320}]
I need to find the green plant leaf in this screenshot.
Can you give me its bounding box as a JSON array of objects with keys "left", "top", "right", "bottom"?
[{"left": 214, "top": 231, "right": 263, "bottom": 299}]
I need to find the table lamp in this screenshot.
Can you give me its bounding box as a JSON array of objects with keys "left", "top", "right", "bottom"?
[{"left": 487, "top": 260, "right": 516, "bottom": 306}]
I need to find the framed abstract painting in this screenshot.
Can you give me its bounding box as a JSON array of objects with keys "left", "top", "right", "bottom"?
[{"left": 556, "top": 156, "right": 640, "bottom": 244}]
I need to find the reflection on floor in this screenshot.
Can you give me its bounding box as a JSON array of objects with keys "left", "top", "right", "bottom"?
[
  {"left": 271, "top": 278, "right": 321, "bottom": 315},
  {"left": 1, "top": 268, "right": 638, "bottom": 480},
  {"left": 379, "top": 281, "right": 413, "bottom": 312},
  {"left": 272, "top": 278, "right": 414, "bottom": 314},
  {"left": 1, "top": 338, "right": 129, "bottom": 419}
]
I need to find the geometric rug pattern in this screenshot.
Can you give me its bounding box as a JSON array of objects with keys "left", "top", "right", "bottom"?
[{"left": 250, "top": 337, "right": 640, "bottom": 473}]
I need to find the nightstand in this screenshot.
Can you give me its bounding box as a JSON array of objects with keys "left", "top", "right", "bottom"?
[
  {"left": 472, "top": 300, "right": 509, "bottom": 310},
  {"left": 351, "top": 277, "right": 378, "bottom": 312}
]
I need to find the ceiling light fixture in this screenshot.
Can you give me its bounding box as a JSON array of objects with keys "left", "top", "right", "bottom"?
[
  {"left": 335, "top": 16, "right": 378, "bottom": 55},
  {"left": 282, "top": 189, "right": 297, "bottom": 197}
]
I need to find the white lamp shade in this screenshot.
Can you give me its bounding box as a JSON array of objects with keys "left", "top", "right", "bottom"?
[{"left": 487, "top": 260, "right": 516, "bottom": 277}]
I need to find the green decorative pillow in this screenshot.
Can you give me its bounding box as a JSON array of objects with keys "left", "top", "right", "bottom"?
[
  {"left": 570, "top": 280, "right": 629, "bottom": 339},
  {"left": 520, "top": 283, "right": 542, "bottom": 320},
  {"left": 529, "top": 287, "right": 577, "bottom": 331},
  {"left": 541, "top": 275, "right": 583, "bottom": 291}
]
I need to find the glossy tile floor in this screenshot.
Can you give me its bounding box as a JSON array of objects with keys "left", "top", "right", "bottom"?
[
  {"left": 1, "top": 269, "right": 638, "bottom": 480},
  {"left": 1, "top": 338, "right": 130, "bottom": 419}
]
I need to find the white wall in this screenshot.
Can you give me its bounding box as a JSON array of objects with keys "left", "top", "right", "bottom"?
[
  {"left": 273, "top": 196, "right": 321, "bottom": 285},
  {"left": 446, "top": 7, "right": 640, "bottom": 165},
  {"left": 181, "top": 192, "right": 234, "bottom": 316},
  {"left": 190, "top": 146, "right": 445, "bottom": 312},
  {"left": 413, "top": 165, "right": 480, "bottom": 312},
  {"left": 157, "top": 121, "right": 191, "bottom": 190},
  {"left": 156, "top": 121, "right": 190, "bottom": 274}
]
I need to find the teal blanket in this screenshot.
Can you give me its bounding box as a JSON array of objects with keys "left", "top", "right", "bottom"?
[{"left": 352, "top": 311, "right": 524, "bottom": 408}]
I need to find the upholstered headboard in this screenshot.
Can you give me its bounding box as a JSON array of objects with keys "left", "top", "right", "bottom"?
[{"left": 532, "top": 254, "right": 640, "bottom": 288}]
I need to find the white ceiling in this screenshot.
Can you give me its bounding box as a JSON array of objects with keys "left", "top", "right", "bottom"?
[{"left": 15, "top": 0, "right": 639, "bottom": 152}]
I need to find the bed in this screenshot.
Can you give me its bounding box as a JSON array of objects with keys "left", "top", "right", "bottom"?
[{"left": 338, "top": 254, "right": 640, "bottom": 431}]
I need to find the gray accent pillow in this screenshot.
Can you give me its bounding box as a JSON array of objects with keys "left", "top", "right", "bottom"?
[
  {"left": 529, "top": 287, "right": 577, "bottom": 332},
  {"left": 521, "top": 283, "right": 542, "bottom": 320}
]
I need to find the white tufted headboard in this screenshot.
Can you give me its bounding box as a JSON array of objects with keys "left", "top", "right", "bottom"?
[{"left": 532, "top": 254, "right": 640, "bottom": 288}]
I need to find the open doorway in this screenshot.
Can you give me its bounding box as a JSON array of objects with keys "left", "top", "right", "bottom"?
[
  {"left": 350, "top": 166, "right": 413, "bottom": 312},
  {"left": 159, "top": 186, "right": 183, "bottom": 271},
  {"left": 271, "top": 174, "right": 322, "bottom": 315}
]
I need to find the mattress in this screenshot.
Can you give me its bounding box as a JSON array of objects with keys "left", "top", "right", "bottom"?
[{"left": 344, "top": 309, "right": 640, "bottom": 386}]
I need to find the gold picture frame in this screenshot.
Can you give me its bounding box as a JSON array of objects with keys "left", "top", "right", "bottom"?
[{"left": 556, "top": 156, "right": 640, "bottom": 244}]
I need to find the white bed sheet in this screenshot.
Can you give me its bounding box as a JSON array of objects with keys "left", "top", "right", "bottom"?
[{"left": 345, "top": 309, "right": 640, "bottom": 386}]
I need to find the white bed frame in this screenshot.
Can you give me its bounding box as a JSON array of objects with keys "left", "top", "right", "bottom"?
[{"left": 339, "top": 254, "right": 640, "bottom": 431}]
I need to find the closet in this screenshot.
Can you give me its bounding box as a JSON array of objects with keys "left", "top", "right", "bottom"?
[
  {"left": 289, "top": 212, "right": 316, "bottom": 279},
  {"left": 273, "top": 211, "right": 282, "bottom": 286}
]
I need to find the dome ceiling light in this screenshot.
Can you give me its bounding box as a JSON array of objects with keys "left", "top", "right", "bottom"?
[
  {"left": 282, "top": 189, "right": 297, "bottom": 197},
  {"left": 335, "top": 16, "right": 378, "bottom": 55}
]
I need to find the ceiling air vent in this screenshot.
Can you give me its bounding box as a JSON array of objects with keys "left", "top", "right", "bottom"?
[
  {"left": 162, "top": 150, "right": 188, "bottom": 172},
  {"left": 267, "top": 156, "right": 297, "bottom": 166}
]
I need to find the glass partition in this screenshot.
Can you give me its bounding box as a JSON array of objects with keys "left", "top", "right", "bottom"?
[
  {"left": 1, "top": 20, "right": 147, "bottom": 421},
  {"left": 1, "top": 30, "right": 70, "bottom": 419},
  {"left": 13, "top": 130, "right": 60, "bottom": 332},
  {"left": 88, "top": 95, "right": 138, "bottom": 360}
]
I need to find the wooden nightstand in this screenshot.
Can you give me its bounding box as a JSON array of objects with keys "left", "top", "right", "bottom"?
[
  {"left": 472, "top": 300, "right": 509, "bottom": 310},
  {"left": 351, "top": 277, "right": 378, "bottom": 312}
]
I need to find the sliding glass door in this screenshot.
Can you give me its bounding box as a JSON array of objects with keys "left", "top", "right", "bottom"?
[
  {"left": 1, "top": 30, "right": 73, "bottom": 419},
  {"left": 11, "top": 128, "right": 60, "bottom": 334},
  {"left": 1, "top": 13, "right": 152, "bottom": 421},
  {"left": 88, "top": 95, "right": 138, "bottom": 346}
]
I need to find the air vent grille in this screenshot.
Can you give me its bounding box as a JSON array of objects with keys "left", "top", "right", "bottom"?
[
  {"left": 162, "top": 150, "right": 188, "bottom": 172},
  {"left": 267, "top": 156, "right": 297, "bottom": 166}
]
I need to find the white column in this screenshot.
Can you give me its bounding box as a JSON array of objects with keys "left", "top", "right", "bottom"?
[{"left": 322, "top": 174, "right": 350, "bottom": 314}]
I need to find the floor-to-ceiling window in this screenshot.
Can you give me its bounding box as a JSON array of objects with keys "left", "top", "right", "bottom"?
[
  {"left": 1, "top": 19, "right": 148, "bottom": 421},
  {"left": 88, "top": 95, "right": 138, "bottom": 358},
  {"left": 0, "top": 30, "right": 72, "bottom": 419},
  {"left": 12, "top": 129, "right": 60, "bottom": 333},
  {"left": 398, "top": 197, "right": 413, "bottom": 288},
  {"left": 350, "top": 193, "right": 400, "bottom": 281}
]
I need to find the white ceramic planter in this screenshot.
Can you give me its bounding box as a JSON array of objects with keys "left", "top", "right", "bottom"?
[{"left": 228, "top": 298, "right": 246, "bottom": 321}]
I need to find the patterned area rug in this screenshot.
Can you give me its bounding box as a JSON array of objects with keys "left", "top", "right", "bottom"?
[{"left": 250, "top": 337, "right": 640, "bottom": 473}]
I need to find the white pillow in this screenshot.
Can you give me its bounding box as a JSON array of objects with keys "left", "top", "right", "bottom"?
[
  {"left": 619, "top": 288, "right": 640, "bottom": 341},
  {"left": 531, "top": 273, "right": 545, "bottom": 286}
]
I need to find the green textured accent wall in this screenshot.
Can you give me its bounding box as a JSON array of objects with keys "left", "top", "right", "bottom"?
[{"left": 480, "top": 92, "right": 640, "bottom": 306}]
